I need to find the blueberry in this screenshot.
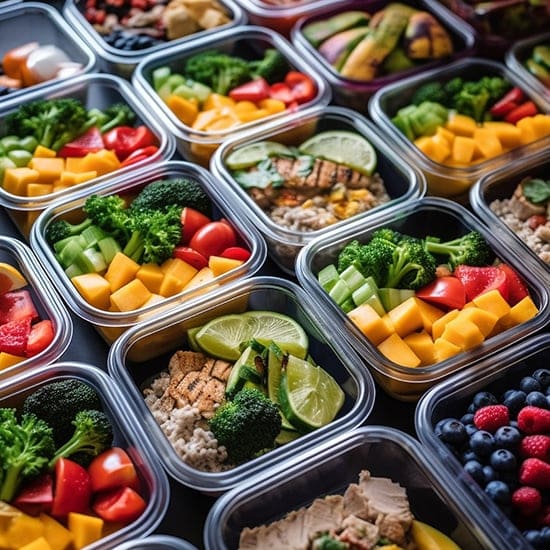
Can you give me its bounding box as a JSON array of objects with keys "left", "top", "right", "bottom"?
[
  {"left": 465, "top": 423, "right": 478, "bottom": 437},
  {"left": 526, "top": 391, "right": 548, "bottom": 408},
  {"left": 533, "top": 368, "right": 550, "bottom": 389},
  {"left": 520, "top": 376, "right": 541, "bottom": 393},
  {"left": 540, "top": 527, "right": 550, "bottom": 545},
  {"left": 524, "top": 529, "right": 545, "bottom": 547},
  {"left": 463, "top": 460, "right": 485, "bottom": 484},
  {"left": 494, "top": 425, "right": 521, "bottom": 449},
  {"left": 460, "top": 449, "right": 480, "bottom": 464},
  {"left": 502, "top": 390, "right": 526, "bottom": 414},
  {"left": 472, "top": 391, "right": 498, "bottom": 410},
  {"left": 490, "top": 449, "right": 517, "bottom": 471},
  {"left": 470, "top": 430, "right": 494, "bottom": 457},
  {"left": 114, "top": 37, "right": 128, "bottom": 49},
  {"left": 438, "top": 419, "right": 468, "bottom": 446},
  {"left": 485, "top": 480, "right": 511, "bottom": 505},
  {"left": 482, "top": 465, "right": 498, "bottom": 485},
  {"left": 435, "top": 417, "right": 457, "bottom": 436},
  {"left": 460, "top": 412, "right": 475, "bottom": 425}
]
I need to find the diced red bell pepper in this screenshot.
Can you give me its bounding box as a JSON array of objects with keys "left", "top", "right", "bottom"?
[
  {"left": 415, "top": 276, "right": 466, "bottom": 310},
  {"left": 120, "top": 145, "right": 159, "bottom": 167},
  {"left": 284, "top": 71, "right": 316, "bottom": 104},
  {"left": 0, "top": 289, "right": 39, "bottom": 324},
  {"left": 102, "top": 125, "right": 157, "bottom": 161},
  {"left": 490, "top": 87, "right": 525, "bottom": 118},
  {"left": 172, "top": 246, "right": 208, "bottom": 270},
  {"left": 58, "top": 127, "right": 105, "bottom": 158},
  {"left": 504, "top": 101, "right": 538, "bottom": 124},
  {"left": 268, "top": 82, "right": 294, "bottom": 105},
  {"left": 51, "top": 457, "right": 92, "bottom": 518},
  {"left": 26, "top": 319, "right": 54, "bottom": 357},
  {"left": 453, "top": 265, "right": 509, "bottom": 303},
  {"left": 229, "top": 78, "right": 271, "bottom": 102},
  {"left": 497, "top": 264, "right": 529, "bottom": 306},
  {"left": 92, "top": 486, "right": 146, "bottom": 524}
]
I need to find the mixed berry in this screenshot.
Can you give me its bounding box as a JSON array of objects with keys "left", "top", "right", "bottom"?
[{"left": 435, "top": 369, "right": 550, "bottom": 548}]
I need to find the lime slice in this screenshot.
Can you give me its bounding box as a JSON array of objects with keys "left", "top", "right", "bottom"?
[
  {"left": 279, "top": 355, "right": 345, "bottom": 433},
  {"left": 298, "top": 130, "right": 377, "bottom": 176},
  {"left": 243, "top": 311, "right": 309, "bottom": 359},
  {"left": 0, "top": 263, "right": 27, "bottom": 294},
  {"left": 267, "top": 341, "right": 285, "bottom": 404},
  {"left": 225, "top": 141, "right": 293, "bottom": 170}
]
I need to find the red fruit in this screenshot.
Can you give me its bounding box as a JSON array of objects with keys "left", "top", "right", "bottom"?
[
  {"left": 0, "top": 317, "right": 31, "bottom": 356},
  {"left": 473, "top": 404, "right": 510, "bottom": 433},
  {"left": 57, "top": 126, "right": 104, "bottom": 158},
  {"left": 0, "top": 289, "right": 39, "bottom": 324},
  {"left": 498, "top": 264, "right": 529, "bottom": 306},
  {"left": 13, "top": 473, "right": 53, "bottom": 516},
  {"left": 26, "top": 319, "right": 55, "bottom": 357},
  {"left": 517, "top": 406, "right": 550, "bottom": 434},
  {"left": 520, "top": 458, "right": 550, "bottom": 489},
  {"left": 520, "top": 435, "right": 550, "bottom": 461},
  {"left": 51, "top": 457, "right": 92, "bottom": 517},
  {"left": 511, "top": 486, "right": 542, "bottom": 516},
  {"left": 179, "top": 207, "right": 211, "bottom": 245},
  {"left": 453, "top": 265, "right": 509, "bottom": 302}
]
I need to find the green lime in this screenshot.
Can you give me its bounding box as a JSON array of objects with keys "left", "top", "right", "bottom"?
[
  {"left": 267, "top": 341, "right": 285, "bottom": 404},
  {"left": 225, "top": 141, "right": 293, "bottom": 170},
  {"left": 279, "top": 355, "right": 345, "bottom": 433},
  {"left": 298, "top": 130, "right": 377, "bottom": 176}
]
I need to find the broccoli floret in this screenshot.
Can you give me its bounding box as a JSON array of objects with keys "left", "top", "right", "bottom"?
[
  {"left": 424, "top": 230, "right": 495, "bottom": 270},
  {"left": 312, "top": 534, "right": 348, "bottom": 550},
  {"left": 83, "top": 194, "right": 133, "bottom": 244},
  {"left": 45, "top": 218, "right": 93, "bottom": 246},
  {"left": 49, "top": 409, "right": 113, "bottom": 469},
  {"left": 336, "top": 240, "right": 364, "bottom": 273},
  {"left": 209, "top": 388, "right": 282, "bottom": 464},
  {"left": 248, "top": 48, "right": 287, "bottom": 81},
  {"left": 411, "top": 81, "right": 448, "bottom": 106},
  {"left": 184, "top": 50, "right": 251, "bottom": 96},
  {"left": 0, "top": 408, "right": 55, "bottom": 502},
  {"left": 443, "top": 77, "right": 464, "bottom": 97},
  {"left": 22, "top": 379, "right": 102, "bottom": 448},
  {"left": 130, "top": 177, "right": 212, "bottom": 216}
]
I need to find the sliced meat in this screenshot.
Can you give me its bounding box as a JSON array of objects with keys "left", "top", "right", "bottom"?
[
  {"left": 337, "top": 514, "right": 380, "bottom": 548},
  {"left": 303, "top": 495, "right": 344, "bottom": 540},
  {"left": 510, "top": 183, "right": 546, "bottom": 220},
  {"left": 343, "top": 483, "right": 370, "bottom": 519}
]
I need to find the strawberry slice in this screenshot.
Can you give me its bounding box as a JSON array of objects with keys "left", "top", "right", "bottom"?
[
  {"left": 453, "top": 265, "right": 509, "bottom": 302},
  {"left": 0, "top": 317, "right": 31, "bottom": 356},
  {"left": 57, "top": 126, "right": 104, "bottom": 158},
  {"left": 0, "top": 290, "right": 39, "bottom": 324},
  {"left": 498, "top": 264, "right": 529, "bottom": 306},
  {"left": 26, "top": 319, "right": 54, "bottom": 357}
]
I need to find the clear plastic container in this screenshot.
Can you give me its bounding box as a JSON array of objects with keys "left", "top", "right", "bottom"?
[
  {"left": 0, "top": 235, "right": 72, "bottom": 380},
  {"left": 369, "top": 58, "right": 550, "bottom": 200},
  {"left": 469, "top": 146, "right": 550, "bottom": 282},
  {"left": 0, "top": 2, "right": 96, "bottom": 106},
  {"left": 204, "top": 425, "right": 495, "bottom": 549},
  {"left": 113, "top": 535, "right": 198, "bottom": 550},
  {"left": 0, "top": 361, "right": 171, "bottom": 549},
  {"left": 291, "top": 0, "right": 477, "bottom": 113},
  {"left": 0, "top": 73, "right": 176, "bottom": 239},
  {"left": 107, "top": 275, "right": 376, "bottom": 495},
  {"left": 211, "top": 104, "right": 426, "bottom": 275},
  {"left": 295, "top": 196, "right": 550, "bottom": 402},
  {"left": 132, "top": 25, "right": 331, "bottom": 167},
  {"left": 63, "top": 0, "right": 246, "bottom": 79},
  {"left": 506, "top": 31, "right": 550, "bottom": 103},
  {"left": 29, "top": 161, "right": 266, "bottom": 346},
  {"left": 415, "top": 333, "right": 550, "bottom": 550}
]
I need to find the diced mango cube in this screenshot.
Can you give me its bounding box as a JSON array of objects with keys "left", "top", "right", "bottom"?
[
  {"left": 416, "top": 298, "right": 445, "bottom": 333},
  {"left": 208, "top": 255, "right": 243, "bottom": 276},
  {"left": 104, "top": 252, "right": 141, "bottom": 292},
  {"left": 26, "top": 183, "right": 53, "bottom": 197},
  {"left": 473, "top": 127, "right": 503, "bottom": 159},
  {"left": 0, "top": 351, "right": 25, "bottom": 370},
  {"left": 377, "top": 332, "right": 421, "bottom": 368},
  {"left": 440, "top": 318, "right": 485, "bottom": 351},
  {"left": 516, "top": 116, "right": 537, "bottom": 145},
  {"left": 40, "top": 513, "right": 73, "bottom": 550},
  {"left": 531, "top": 113, "right": 550, "bottom": 139},
  {"left": 452, "top": 135, "right": 476, "bottom": 164},
  {"left": 166, "top": 94, "right": 199, "bottom": 126},
  {"left": 161, "top": 257, "right": 198, "bottom": 288},
  {"left": 59, "top": 170, "right": 98, "bottom": 185},
  {"left": 472, "top": 289, "right": 511, "bottom": 319},
  {"left": 433, "top": 337, "right": 461, "bottom": 362},
  {"left": 348, "top": 303, "right": 394, "bottom": 345},
  {"left": 158, "top": 272, "right": 185, "bottom": 297},
  {"left": 71, "top": 273, "right": 111, "bottom": 310},
  {"left": 136, "top": 263, "right": 166, "bottom": 294},
  {"left": 19, "top": 536, "right": 52, "bottom": 550},
  {"left": 498, "top": 295, "right": 539, "bottom": 330},
  {"left": 386, "top": 297, "right": 424, "bottom": 337},
  {"left": 403, "top": 330, "right": 437, "bottom": 366},
  {"left": 29, "top": 157, "right": 65, "bottom": 183},
  {"left": 431, "top": 309, "right": 460, "bottom": 340},
  {"left": 445, "top": 113, "right": 476, "bottom": 136},
  {"left": 182, "top": 266, "right": 216, "bottom": 291},
  {"left": 457, "top": 307, "right": 498, "bottom": 337},
  {"left": 482, "top": 121, "right": 522, "bottom": 148},
  {"left": 258, "top": 98, "right": 286, "bottom": 114},
  {"left": 3, "top": 167, "right": 40, "bottom": 195},
  {"left": 33, "top": 145, "right": 56, "bottom": 158},
  {"left": 67, "top": 513, "right": 103, "bottom": 550},
  {"left": 109, "top": 278, "right": 152, "bottom": 311}
]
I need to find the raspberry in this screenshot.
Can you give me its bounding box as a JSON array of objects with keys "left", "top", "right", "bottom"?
[
  {"left": 517, "top": 406, "right": 550, "bottom": 434},
  {"left": 520, "top": 458, "right": 550, "bottom": 489},
  {"left": 520, "top": 435, "right": 550, "bottom": 461},
  {"left": 511, "top": 486, "right": 542, "bottom": 516},
  {"left": 473, "top": 404, "right": 510, "bottom": 433}
]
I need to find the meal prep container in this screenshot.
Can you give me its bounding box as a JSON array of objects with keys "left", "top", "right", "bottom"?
[
  {"left": 30, "top": 160, "right": 266, "bottom": 346},
  {"left": 369, "top": 58, "right": 550, "bottom": 200},
  {"left": 415, "top": 333, "right": 550, "bottom": 550},
  {"left": 132, "top": 25, "right": 331, "bottom": 166},
  {"left": 107, "top": 275, "right": 376, "bottom": 495},
  {"left": 113, "top": 535, "right": 198, "bottom": 550},
  {"left": 211, "top": 104, "right": 426, "bottom": 276},
  {"left": 204, "top": 425, "right": 495, "bottom": 549},
  {"left": 291, "top": 0, "right": 476, "bottom": 113},
  {"left": 0, "top": 73, "right": 175, "bottom": 240},
  {"left": 0, "top": 2, "right": 96, "bottom": 106},
  {"left": 0, "top": 361, "right": 171, "bottom": 549},
  {"left": 469, "top": 146, "right": 550, "bottom": 283},
  {"left": 0, "top": 235, "right": 72, "bottom": 380},
  {"left": 506, "top": 31, "right": 550, "bottom": 103},
  {"left": 63, "top": 0, "right": 246, "bottom": 79},
  {"left": 295, "top": 196, "right": 550, "bottom": 402}
]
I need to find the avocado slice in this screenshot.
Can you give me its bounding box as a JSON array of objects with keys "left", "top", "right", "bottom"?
[{"left": 302, "top": 10, "right": 371, "bottom": 48}]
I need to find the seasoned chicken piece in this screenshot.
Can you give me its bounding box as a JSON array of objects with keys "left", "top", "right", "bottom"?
[
  {"left": 337, "top": 514, "right": 380, "bottom": 548},
  {"left": 199, "top": 8, "right": 230, "bottom": 28},
  {"left": 162, "top": 5, "right": 200, "bottom": 39},
  {"left": 510, "top": 182, "right": 546, "bottom": 220},
  {"left": 304, "top": 495, "right": 344, "bottom": 541}
]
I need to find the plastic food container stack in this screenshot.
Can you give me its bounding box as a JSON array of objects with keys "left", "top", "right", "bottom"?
[
  {"left": 211, "top": 105, "right": 426, "bottom": 275},
  {"left": 291, "top": 0, "right": 476, "bottom": 113},
  {"left": 204, "top": 426, "right": 496, "bottom": 549},
  {"left": 132, "top": 25, "right": 331, "bottom": 166},
  {"left": 107, "top": 276, "right": 376, "bottom": 494},
  {"left": 0, "top": 235, "right": 73, "bottom": 380},
  {"left": 416, "top": 333, "right": 550, "bottom": 550},
  {"left": 0, "top": 361, "right": 170, "bottom": 549},
  {"left": 296, "top": 196, "right": 550, "bottom": 402},
  {"left": 30, "top": 161, "right": 266, "bottom": 345},
  {"left": 0, "top": 2, "right": 96, "bottom": 107},
  {"left": 0, "top": 73, "right": 175, "bottom": 239},
  {"left": 63, "top": 0, "right": 246, "bottom": 78}
]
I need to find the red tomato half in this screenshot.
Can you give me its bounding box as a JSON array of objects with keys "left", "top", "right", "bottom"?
[
  {"left": 180, "top": 207, "right": 212, "bottom": 245},
  {"left": 88, "top": 447, "right": 140, "bottom": 493},
  {"left": 102, "top": 125, "right": 157, "bottom": 160},
  {"left": 51, "top": 457, "right": 92, "bottom": 518},
  {"left": 172, "top": 246, "right": 208, "bottom": 270},
  {"left": 188, "top": 221, "right": 237, "bottom": 257},
  {"left": 58, "top": 127, "right": 105, "bottom": 158},
  {"left": 229, "top": 78, "right": 270, "bottom": 102},
  {"left": 92, "top": 486, "right": 146, "bottom": 524},
  {"left": 416, "top": 276, "right": 466, "bottom": 310},
  {"left": 220, "top": 246, "right": 251, "bottom": 262},
  {"left": 120, "top": 145, "right": 159, "bottom": 167},
  {"left": 13, "top": 473, "right": 53, "bottom": 516}
]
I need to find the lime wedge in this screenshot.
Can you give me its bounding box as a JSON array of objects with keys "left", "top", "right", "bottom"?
[
  {"left": 225, "top": 141, "right": 293, "bottom": 170},
  {"left": 279, "top": 355, "right": 345, "bottom": 433},
  {"left": 267, "top": 341, "right": 285, "bottom": 404},
  {"left": 298, "top": 130, "right": 377, "bottom": 176}
]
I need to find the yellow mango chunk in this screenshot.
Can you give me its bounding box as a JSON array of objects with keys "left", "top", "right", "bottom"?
[
  {"left": 435, "top": 125, "right": 455, "bottom": 145},
  {"left": 433, "top": 337, "right": 461, "bottom": 362},
  {"left": 431, "top": 309, "right": 460, "bottom": 340},
  {"left": 377, "top": 332, "right": 421, "bottom": 368},
  {"left": 498, "top": 295, "right": 539, "bottom": 330},
  {"left": 237, "top": 108, "right": 271, "bottom": 123},
  {"left": 104, "top": 252, "right": 141, "bottom": 292},
  {"left": 386, "top": 297, "right": 424, "bottom": 337},
  {"left": 67, "top": 513, "right": 104, "bottom": 550},
  {"left": 110, "top": 278, "right": 152, "bottom": 311},
  {"left": 33, "top": 145, "right": 56, "bottom": 158},
  {"left": 3, "top": 512, "right": 44, "bottom": 548},
  {"left": 59, "top": 170, "right": 98, "bottom": 186},
  {"left": 161, "top": 257, "right": 198, "bottom": 288},
  {"left": 445, "top": 113, "right": 476, "bottom": 136},
  {"left": 531, "top": 113, "right": 550, "bottom": 138},
  {"left": 451, "top": 135, "right": 476, "bottom": 164},
  {"left": 182, "top": 266, "right": 216, "bottom": 291},
  {"left": 19, "top": 537, "right": 52, "bottom": 550},
  {"left": 158, "top": 272, "right": 185, "bottom": 297},
  {"left": 473, "top": 127, "right": 503, "bottom": 159},
  {"left": 78, "top": 150, "right": 121, "bottom": 176},
  {"left": 472, "top": 289, "right": 511, "bottom": 319},
  {"left": 208, "top": 255, "right": 243, "bottom": 276},
  {"left": 203, "top": 93, "right": 235, "bottom": 110},
  {"left": 26, "top": 183, "right": 53, "bottom": 197},
  {"left": 416, "top": 299, "right": 445, "bottom": 333},
  {"left": 516, "top": 116, "right": 537, "bottom": 145},
  {"left": 136, "top": 263, "right": 165, "bottom": 294},
  {"left": 0, "top": 351, "right": 25, "bottom": 370},
  {"left": 166, "top": 94, "right": 199, "bottom": 126},
  {"left": 403, "top": 330, "right": 437, "bottom": 366},
  {"left": 348, "top": 303, "right": 394, "bottom": 345},
  {"left": 440, "top": 317, "right": 485, "bottom": 351},
  {"left": 71, "top": 273, "right": 111, "bottom": 310},
  {"left": 258, "top": 98, "right": 286, "bottom": 114},
  {"left": 39, "top": 513, "right": 73, "bottom": 550},
  {"left": 482, "top": 121, "right": 522, "bottom": 148},
  {"left": 3, "top": 167, "right": 40, "bottom": 195},
  {"left": 64, "top": 157, "right": 87, "bottom": 173},
  {"left": 411, "top": 520, "right": 461, "bottom": 550},
  {"left": 28, "top": 157, "right": 65, "bottom": 183},
  {"left": 457, "top": 307, "right": 498, "bottom": 337}
]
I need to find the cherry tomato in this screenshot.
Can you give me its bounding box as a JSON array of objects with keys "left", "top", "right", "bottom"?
[
  {"left": 220, "top": 246, "right": 251, "bottom": 262},
  {"left": 172, "top": 246, "right": 208, "bottom": 270},
  {"left": 504, "top": 101, "right": 538, "bottom": 124},
  {"left": 102, "top": 125, "right": 157, "bottom": 160},
  {"left": 268, "top": 82, "right": 294, "bottom": 105},
  {"left": 58, "top": 127, "right": 105, "bottom": 158},
  {"left": 120, "top": 145, "right": 159, "bottom": 167},
  {"left": 92, "top": 486, "right": 146, "bottom": 524},
  {"left": 188, "top": 221, "right": 237, "bottom": 258},
  {"left": 490, "top": 86, "right": 525, "bottom": 117},
  {"left": 13, "top": 473, "right": 53, "bottom": 516},
  {"left": 229, "top": 78, "right": 271, "bottom": 102},
  {"left": 284, "top": 71, "right": 316, "bottom": 104},
  {"left": 26, "top": 319, "right": 54, "bottom": 357},
  {"left": 51, "top": 457, "right": 92, "bottom": 518},
  {"left": 87, "top": 447, "right": 140, "bottom": 493},
  {"left": 416, "top": 276, "right": 466, "bottom": 310},
  {"left": 180, "top": 207, "right": 212, "bottom": 245}
]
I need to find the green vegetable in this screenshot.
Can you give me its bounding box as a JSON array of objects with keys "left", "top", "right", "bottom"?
[
  {"left": 411, "top": 81, "right": 448, "bottom": 105},
  {"left": 87, "top": 102, "right": 136, "bottom": 134},
  {"left": 209, "top": 387, "right": 282, "bottom": 464},
  {"left": 0, "top": 408, "right": 55, "bottom": 502},
  {"left": 248, "top": 48, "right": 287, "bottom": 81},
  {"left": 392, "top": 101, "right": 448, "bottom": 140},
  {"left": 233, "top": 157, "right": 286, "bottom": 189},
  {"left": 83, "top": 194, "right": 133, "bottom": 244},
  {"left": 312, "top": 534, "right": 348, "bottom": 550},
  {"left": 49, "top": 409, "right": 113, "bottom": 469},
  {"left": 45, "top": 218, "right": 93, "bottom": 246},
  {"left": 424, "top": 230, "right": 494, "bottom": 270},
  {"left": 523, "top": 178, "right": 550, "bottom": 204}
]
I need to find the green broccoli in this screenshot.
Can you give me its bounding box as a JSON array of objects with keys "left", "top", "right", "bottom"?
[
  {"left": 184, "top": 50, "right": 251, "bottom": 95},
  {"left": 248, "top": 48, "right": 287, "bottom": 81},
  {"left": 49, "top": 409, "right": 113, "bottom": 469},
  {"left": 45, "top": 218, "right": 93, "bottom": 246},
  {"left": 22, "top": 379, "right": 102, "bottom": 448},
  {"left": 424, "top": 230, "right": 495, "bottom": 270},
  {"left": 130, "top": 177, "right": 212, "bottom": 216},
  {"left": 411, "top": 81, "right": 448, "bottom": 106},
  {"left": 83, "top": 194, "right": 133, "bottom": 244},
  {"left": 209, "top": 387, "right": 282, "bottom": 464},
  {"left": 0, "top": 408, "right": 55, "bottom": 502},
  {"left": 312, "top": 534, "right": 348, "bottom": 550},
  {"left": 96, "top": 103, "right": 136, "bottom": 134}
]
